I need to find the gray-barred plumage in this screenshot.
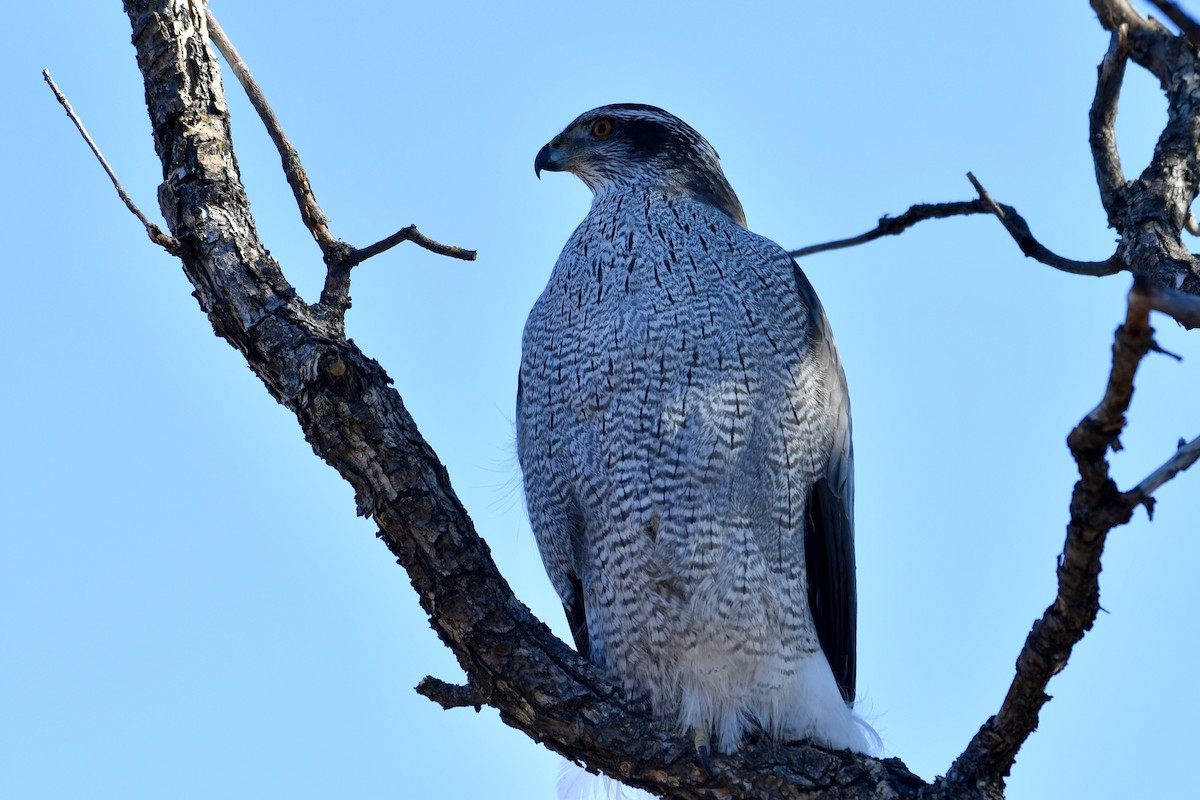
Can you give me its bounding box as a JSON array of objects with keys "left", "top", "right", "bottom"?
[{"left": 519, "top": 104, "right": 875, "bottom": 756}]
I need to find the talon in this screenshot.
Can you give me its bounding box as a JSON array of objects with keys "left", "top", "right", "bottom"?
[{"left": 693, "top": 729, "right": 714, "bottom": 776}]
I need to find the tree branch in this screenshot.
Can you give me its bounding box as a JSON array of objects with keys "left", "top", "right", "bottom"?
[
  {"left": 202, "top": 7, "right": 335, "bottom": 253},
  {"left": 790, "top": 176, "right": 1124, "bottom": 279},
  {"left": 1092, "top": 0, "right": 1200, "bottom": 294},
  {"left": 788, "top": 200, "right": 989, "bottom": 258},
  {"left": 1133, "top": 434, "right": 1200, "bottom": 504},
  {"left": 415, "top": 676, "right": 491, "bottom": 711},
  {"left": 926, "top": 278, "right": 1200, "bottom": 800},
  {"left": 1148, "top": 0, "right": 1200, "bottom": 46},
  {"left": 966, "top": 173, "right": 1124, "bottom": 277},
  {"left": 202, "top": 5, "right": 475, "bottom": 332},
  {"left": 1089, "top": 24, "right": 1129, "bottom": 229},
  {"left": 1133, "top": 273, "right": 1200, "bottom": 329},
  {"left": 347, "top": 224, "right": 477, "bottom": 268},
  {"left": 42, "top": 69, "right": 181, "bottom": 256},
  {"left": 793, "top": 5, "right": 1198, "bottom": 291},
  {"left": 1091, "top": 0, "right": 1174, "bottom": 82}
]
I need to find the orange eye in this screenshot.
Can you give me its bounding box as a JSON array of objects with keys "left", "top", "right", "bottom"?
[{"left": 591, "top": 118, "right": 614, "bottom": 138}]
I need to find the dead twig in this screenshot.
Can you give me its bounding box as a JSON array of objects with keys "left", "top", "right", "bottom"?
[
  {"left": 966, "top": 173, "right": 1124, "bottom": 277},
  {"left": 929, "top": 277, "right": 1200, "bottom": 800},
  {"left": 792, "top": 175, "right": 1124, "bottom": 280},
  {"left": 415, "top": 676, "right": 490, "bottom": 711},
  {"left": 1133, "top": 435, "right": 1200, "bottom": 506},
  {"left": 347, "top": 224, "right": 477, "bottom": 267},
  {"left": 203, "top": 7, "right": 475, "bottom": 330},
  {"left": 202, "top": 8, "right": 336, "bottom": 253},
  {"left": 788, "top": 200, "right": 990, "bottom": 258},
  {"left": 42, "top": 69, "right": 181, "bottom": 256}
]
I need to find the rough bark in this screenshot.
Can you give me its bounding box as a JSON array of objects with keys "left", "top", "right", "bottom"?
[{"left": 102, "top": 1, "right": 1199, "bottom": 798}]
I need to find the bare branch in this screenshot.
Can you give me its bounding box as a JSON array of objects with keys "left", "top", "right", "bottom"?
[
  {"left": 1090, "top": 0, "right": 1200, "bottom": 293},
  {"left": 1080, "top": 283, "right": 1158, "bottom": 444},
  {"left": 788, "top": 200, "right": 989, "bottom": 258},
  {"left": 416, "top": 676, "right": 490, "bottom": 711},
  {"left": 317, "top": 226, "right": 478, "bottom": 319},
  {"left": 202, "top": 8, "right": 336, "bottom": 254},
  {"left": 1092, "top": 0, "right": 1173, "bottom": 68},
  {"left": 348, "top": 224, "right": 478, "bottom": 268},
  {"left": 42, "top": 69, "right": 181, "bottom": 256},
  {"left": 1149, "top": 0, "right": 1200, "bottom": 45},
  {"left": 1135, "top": 435, "right": 1200, "bottom": 503},
  {"left": 928, "top": 275, "right": 1200, "bottom": 799},
  {"left": 966, "top": 172, "right": 1124, "bottom": 277},
  {"left": 203, "top": 6, "right": 475, "bottom": 332},
  {"left": 1133, "top": 276, "right": 1200, "bottom": 328},
  {"left": 1090, "top": 25, "right": 1130, "bottom": 228},
  {"left": 791, "top": 178, "right": 1124, "bottom": 280}
]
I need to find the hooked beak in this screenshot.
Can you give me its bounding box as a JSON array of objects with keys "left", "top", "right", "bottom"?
[{"left": 534, "top": 140, "right": 568, "bottom": 179}]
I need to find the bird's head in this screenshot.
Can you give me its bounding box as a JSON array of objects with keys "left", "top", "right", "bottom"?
[{"left": 535, "top": 104, "right": 746, "bottom": 226}]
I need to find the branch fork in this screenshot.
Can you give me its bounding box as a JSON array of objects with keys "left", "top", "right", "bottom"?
[
  {"left": 201, "top": 8, "right": 474, "bottom": 332},
  {"left": 44, "top": 9, "right": 475, "bottom": 338}
]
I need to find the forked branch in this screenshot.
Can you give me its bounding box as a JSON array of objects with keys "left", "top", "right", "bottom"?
[
  {"left": 202, "top": 5, "right": 475, "bottom": 330},
  {"left": 791, "top": 174, "right": 1123, "bottom": 278},
  {"left": 1149, "top": 0, "right": 1200, "bottom": 46},
  {"left": 925, "top": 279, "right": 1200, "bottom": 800},
  {"left": 966, "top": 173, "right": 1123, "bottom": 277}
]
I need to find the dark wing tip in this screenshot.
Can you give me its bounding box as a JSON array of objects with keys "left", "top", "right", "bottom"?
[
  {"left": 564, "top": 573, "right": 590, "bottom": 659},
  {"left": 806, "top": 476, "right": 857, "bottom": 703}
]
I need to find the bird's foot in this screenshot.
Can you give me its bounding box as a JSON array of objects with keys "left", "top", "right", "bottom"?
[{"left": 693, "top": 729, "right": 714, "bottom": 777}]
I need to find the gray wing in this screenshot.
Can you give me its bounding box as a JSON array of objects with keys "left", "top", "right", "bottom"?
[
  {"left": 792, "top": 262, "right": 857, "bottom": 705},
  {"left": 515, "top": 374, "right": 591, "bottom": 660}
]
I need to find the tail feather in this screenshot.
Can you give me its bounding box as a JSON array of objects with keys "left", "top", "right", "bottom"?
[
  {"left": 785, "top": 653, "right": 880, "bottom": 755},
  {"left": 557, "top": 761, "right": 656, "bottom": 800}
]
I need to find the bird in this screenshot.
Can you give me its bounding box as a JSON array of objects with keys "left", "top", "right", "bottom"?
[{"left": 517, "top": 104, "right": 876, "bottom": 763}]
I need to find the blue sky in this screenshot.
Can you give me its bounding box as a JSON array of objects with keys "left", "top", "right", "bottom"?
[{"left": 3, "top": 2, "right": 1197, "bottom": 798}]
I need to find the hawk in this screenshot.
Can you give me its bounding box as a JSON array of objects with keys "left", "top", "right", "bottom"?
[{"left": 518, "top": 104, "right": 876, "bottom": 758}]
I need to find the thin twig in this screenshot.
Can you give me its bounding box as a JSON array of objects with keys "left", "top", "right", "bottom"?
[
  {"left": 317, "top": 225, "right": 478, "bottom": 316},
  {"left": 202, "top": 8, "right": 335, "bottom": 253},
  {"left": 790, "top": 178, "right": 1125, "bottom": 280},
  {"left": 967, "top": 172, "right": 1124, "bottom": 277},
  {"left": 1090, "top": 25, "right": 1129, "bottom": 229},
  {"left": 788, "top": 200, "right": 989, "bottom": 258},
  {"left": 42, "top": 69, "right": 181, "bottom": 256},
  {"left": 1149, "top": 0, "right": 1200, "bottom": 45},
  {"left": 348, "top": 224, "right": 477, "bottom": 267},
  {"left": 1135, "top": 435, "right": 1200, "bottom": 503}
]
